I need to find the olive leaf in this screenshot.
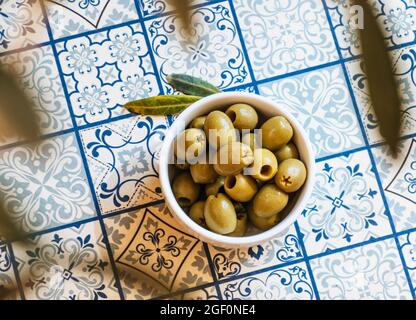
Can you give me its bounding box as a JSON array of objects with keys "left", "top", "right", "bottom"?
[
  {"left": 124, "top": 95, "right": 201, "bottom": 115},
  {"left": 354, "top": 0, "right": 402, "bottom": 155},
  {"left": 167, "top": 74, "right": 222, "bottom": 97}
]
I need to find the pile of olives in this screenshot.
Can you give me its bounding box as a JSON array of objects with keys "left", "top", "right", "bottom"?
[{"left": 171, "top": 103, "right": 307, "bottom": 237}]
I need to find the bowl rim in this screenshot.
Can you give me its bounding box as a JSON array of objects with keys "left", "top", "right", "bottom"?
[{"left": 159, "top": 92, "right": 315, "bottom": 247}]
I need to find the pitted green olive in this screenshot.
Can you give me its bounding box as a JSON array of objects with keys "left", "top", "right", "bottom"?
[
  {"left": 260, "top": 116, "right": 293, "bottom": 151},
  {"left": 189, "top": 201, "right": 207, "bottom": 227},
  {"left": 247, "top": 148, "right": 278, "bottom": 181},
  {"left": 204, "top": 111, "right": 236, "bottom": 148},
  {"left": 275, "top": 142, "right": 299, "bottom": 162},
  {"left": 214, "top": 142, "right": 254, "bottom": 176},
  {"left": 225, "top": 104, "right": 258, "bottom": 130},
  {"left": 204, "top": 193, "right": 237, "bottom": 234},
  {"left": 242, "top": 133, "right": 261, "bottom": 151},
  {"left": 174, "top": 128, "right": 206, "bottom": 163},
  {"left": 253, "top": 184, "right": 289, "bottom": 218},
  {"left": 224, "top": 174, "right": 257, "bottom": 202},
  {"left": 275, "top": 159, "right": 307, "bottom": 193},
  {"left": 190, "top": 161, "right": 218, "bottom": 184},
  {"left": 205, "top": 176, "right": 225, "bottom": 197},
  {"left": 248, "top": 205, "right": 280, "bottom": 231},
  {"left": 227, "top": 212, "right": 248, "bottom": 237},
  {"left": 172, "top": 171, "right": 200, "bottom": 207},
  {"left": 190, "top": 116, "right": 206, "bottom": 129}
]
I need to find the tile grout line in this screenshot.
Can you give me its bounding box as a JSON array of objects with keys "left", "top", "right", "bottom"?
[
  {"left": 202, "top": 242, "right": 223, "bottom": 300},
  {"left": 321, "top": 0, "right": 415, "bottom": 299},
  {"left": 6, "top": 243, "right": 25, "bottom": 300},
  {"left": 39, "top": 0, "right": 125, "bottom": 300}
]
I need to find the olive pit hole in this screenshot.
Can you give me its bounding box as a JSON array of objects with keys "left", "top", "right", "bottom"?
[
  {"left": 260, "top": 165, "right": 273, "bottom": 177},
  {"left": 225, "top": 176, "right": 237, "bottom": 189}
]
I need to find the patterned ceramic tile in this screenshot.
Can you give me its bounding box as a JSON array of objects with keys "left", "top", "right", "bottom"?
[
  {"left": 0, "top": 45, "right": 72, "bottom": 146},
  {"left": 219, "top": 262, "right": 315, "bottom": 300},
  {"left": 208, "top": 224, "right": 303, "bottom": 281},
  {"left": 165, "top": 285, "right": 219, "bottom": 300},
  {"left": 79, "top": 115, "right": 167, "bottom": 214},
  {"left": 326, "top": 0, "right": 416, "bottom": 58},
  {"left": 259, "top": 65, "right": 365, "bottom": 158},
  {"left": 398, "top": 231, "right": 416, "bottom": 295},
  {"left": 311, "top": 238, "right": 413, "bottom": 299},
  {"left": 145, "top": 2, "right": 251, "bottom": 93},
  {"left": 12, "top": 221, "right": 121, "bottom": 300},
  {"left": 46, "top": 0, "right": 139, "bottom": 40},
  {"left": 298, "top": 150, "right": 392, "bottom": 255},
  {"left": 373, "top": 138, "right": 416, "bottom": 232},
  {"left": 234, "top": 0, "right": 338, "bottom": 80},
  {"left": 346, "top": 45, "right": 416, "bottom": 145},
  {"left": 0, "top": 0, "right": 49, "bottom": 53},
  {"left": 0, "top": 133, "right": 96, "bottom": 233},
  {"left": 0, "top": 244, "right": 20, "bottom": 300},
  {"left": 138, "top": 0, "right": 217, "bottom": 18},
  {"left": 56, "top": 23, "right": 160, "bottom": 126},
  {"left": 103, "top": 205, "right": 214, "bottom": 299}
]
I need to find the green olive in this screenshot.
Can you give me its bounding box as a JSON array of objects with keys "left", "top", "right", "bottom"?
[
  {"left": 174, "top": 128, "right": 206, "bottom": 163},
  {"left": 242, "top": 133, "right": 261, "bottom": 151},
  {"left": 227, "top": 212, "right": 247, "bottom": 237},
  {"left": 224, "top": 174, "right": 257, "bottom": 202},
  {"left": 225, "top": 103, "right": 258, "bottom": 130},
  {"left": 204, "top": 111, "right": 236, "bottom": 148},
  {"left": 189, "top": 200, "right": 207, "bottom": 227},
  {"left": 260, "top": 116, "right": 293, "bottom": 151},
  {"left": 247, "top": 148, "right": 278, "bottom": 181},
  {"left": 275, "top": 159, "right": 307, "bottom": 193},
  {"left": 248, "top": 205, "right": 280, "bottom": 231},
  {"left": 205, "top": 176, "right": 225, "bottom": 197},
  {"left": 172, "top": 171, "right": 200, "bottom": 207},
  {"left": 253, "top": 184, "right": 289, "bottom": 218},
  {"left": 190, "top": 161, "right": 218, "bottom": 184},
  {"left": 189, "top": 116, "right": 206, "bottom": 129},
  {"left": 204, "top": 193, "right": 237, "bottom": 234},
  {"left": 275, "top": 142, "right": 299, "bottom": 162},
  {"left": 214, "top": 142, "right": 254, "bottom": 176}
]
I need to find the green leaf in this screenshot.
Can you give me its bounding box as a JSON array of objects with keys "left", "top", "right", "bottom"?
[
  {"left": 124, "top": 95, "right": 201, "bottom": 115},
  {"left": 166, "top": 74, "right": 221, "bottom": 97}
]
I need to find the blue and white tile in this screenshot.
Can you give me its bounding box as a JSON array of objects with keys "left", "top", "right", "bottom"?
[
  {"left": 219, "top": 262, "right": 315, "bottom": 300},
  {"left": 46, "top": 0, "right": 139, "bottom": 40},
  {"left": 259, "top": 65, "right": 365, "bottom": 158},
  {"left": 298, "top": 150, "right": 392, "bottom": 256},
  {"left": 0, "top": 0, "right": 49, "bottom": 53},
  {"left": 346, "top": 45, "right": 416, "bottom": 145},
  {"left": 12, "top": 221, "right": 121, "bottom": 300},
  {"left": 138, "top": 0, "right": 218, "bottom": 18},
  {"left": 398, "top": 231, "right": 416, "bottom": 295},
  {"left": 0, "top": 133, "right": 96, "bottom": 233},
  {"left": 0, "top": 45, "right": 72, "bottom": 146},
  {"left": 145, "top": 2, "right": 252, "bottom": 93},
  {"left": 373, "top": 138, "right": 416, "bottom": 232},
  {"left": 57, "top": 23, "right": 160, "bottom": 126},
  {"left": 0, "top": 244, "right": 20, "bottom": 300},
  {"left": 311, "top": 238, "right": 413, "bottom": 299},
  {"left": 79, "top": 115, "right": 168, "bottom": 214},
  {"left": 103, "top": 205, "right": 213, "bottom": 299},
  {"left": 166, "top": 285, "right": 219, "bottom": 300},
  {"left": 326, "top": 0, "right": 416, "bottom": 58},
  {"left": 234, "top": 0, "right": 338, "bottom": 80},
  {"left": 208, "top": 224, "right": 303, "bottom": 281}
]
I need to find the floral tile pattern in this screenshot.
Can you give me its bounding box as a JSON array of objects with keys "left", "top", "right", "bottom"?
[
  {"left": 103, "top": 206, "right": 213, "bottom": 299},
  {"left": 208, "top": 225, "right": 303, "bottom": 280},
  {"left": 311, "top": 238, "right": 413, "bottom": 299},
  {"left": 79, "top": 116, "right": 167, "bottom": 214},
  {"left": 145, "top": 2, "right": 252, "bottom": 93},
  {"left": 234, "top": 0, "right": 338, "bottom": 80},
  {"left": 138, "top": 0, "right": 217, "bottom": 18},
  {"left": 56, "top": 23, "right": 160, "bottom": 126},
  {"left": 0, "top": 133, "right": 95, "bottom": 233},
  {"left": 219, "top": 262, "right": 315, "bottom": 300},
  {"left": 346, "top": 45, "right": 416, "bottom": 145},
  {"left": 259, "top": 65, "right": 365, "bottom": 158},
  {"left": 0, "top": 244, "right": 19, "bottom": 300},
  {"left": 12, "top": 221, "right": 121, "bottom": 300},
  {"left": 326, "top": 0, "right": 416, "bottom": 58},
  {"left": 398, "top": 231, "right": 416, "bottom": 295},
  {"left": 46, "top": 0, "right": 139, "bottom": 40},
  {"left": 166, "top": 285, "right": 219, "bottom": 300},
  {"left": 373, "top": 138, "right": 416, "bottom": 232},
  {"left": 0, "top": 0, "right": 49, "bottom": 53},
  {"left": 298, "top": 150, "right": 392, "bottom": 255}
]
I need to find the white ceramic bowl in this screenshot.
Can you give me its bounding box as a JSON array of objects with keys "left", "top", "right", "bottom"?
[{"left": 159, "top": 92, "right": 314, "bottom": 247}]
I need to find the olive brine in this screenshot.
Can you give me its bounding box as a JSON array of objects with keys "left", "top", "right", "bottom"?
[{"left": 172, "top": 103, "right": 307, "bottom": 236}]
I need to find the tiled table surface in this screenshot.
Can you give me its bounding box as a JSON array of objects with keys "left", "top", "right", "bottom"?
[{"left": 0, "top": 0, "right": 415, "bottom": 300}]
